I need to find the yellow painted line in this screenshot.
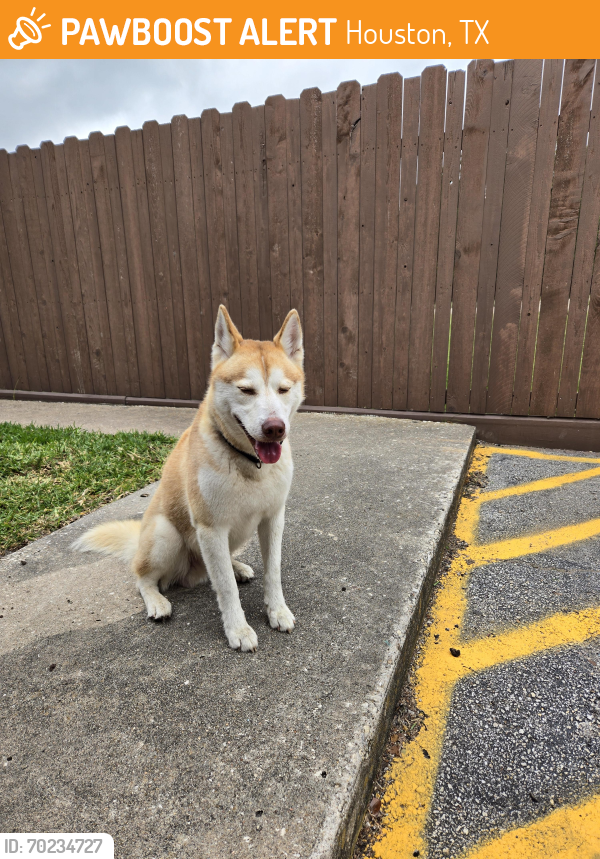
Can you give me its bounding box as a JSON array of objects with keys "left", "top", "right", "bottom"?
[
  {"left": 461, "top": 606, "right": 600, "bottom": 673},
  {"left": 480, "top": 464, "right": 600, "bottom": 503},
  {"left": 468, "top": 517, "right": 600, "bottom": 566},
  {"left": 457, "top": 463, "right": 600, "bottom": 545},
  {"left": 374, "top": 446, "right": 600, "bottom": 859},
  {"left": 464, "top": 793, "right": 600, "bottom": 859},
  {"left": 478, "top": 446, "right": 600, "bottom": 465}
]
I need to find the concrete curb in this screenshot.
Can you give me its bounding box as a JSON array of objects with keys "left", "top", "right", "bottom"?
[{"left": 310, "top": 433, "right": 476, "bottom": 859}]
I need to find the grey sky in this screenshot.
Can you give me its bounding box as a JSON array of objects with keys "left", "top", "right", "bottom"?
[{"left": 0, "top": 58, "right": 472, "bottom": 152}]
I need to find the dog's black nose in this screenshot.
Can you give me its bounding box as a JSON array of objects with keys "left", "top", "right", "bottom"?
[{"left": 262, "top": 418, "right": 285, "bottom": 441}]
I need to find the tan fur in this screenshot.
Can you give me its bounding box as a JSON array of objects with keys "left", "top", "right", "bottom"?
[
  {"left": 72, "top": 519, "right": 141, "bottom": 562},
  {"left": 74, "top": 306, "right": 305, "bottom": 651}
]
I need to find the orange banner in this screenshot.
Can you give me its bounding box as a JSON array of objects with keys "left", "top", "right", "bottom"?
[{"left": 1, "top": 0, "right": 599, "bottom": 59}]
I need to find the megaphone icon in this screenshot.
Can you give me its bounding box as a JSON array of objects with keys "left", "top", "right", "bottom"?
[{"left": 9, "top": 13, "right": 46, "bottom": 49}]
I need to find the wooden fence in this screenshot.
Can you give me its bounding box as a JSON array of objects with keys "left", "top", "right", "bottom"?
[{"left": 1, "top": 59, "right": 599, "bottom": 436}]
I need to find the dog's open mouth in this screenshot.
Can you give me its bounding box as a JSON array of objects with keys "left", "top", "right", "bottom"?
[{"left": 236, "top": 419, "right": 283, "bottom": 464}]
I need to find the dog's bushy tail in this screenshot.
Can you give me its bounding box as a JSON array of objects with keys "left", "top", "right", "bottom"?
[{"left": 72, "top": 520, "right": 141, "bottom": 563}]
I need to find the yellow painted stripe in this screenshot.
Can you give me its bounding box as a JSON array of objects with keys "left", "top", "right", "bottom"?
[
  {"left": 478, "top": 446, "right": 600, "bottom": 465},
  {"left": 461, "top": 607, "right": 600, "bottom": 672},
  {"left": 464, "top": 793, "right": 600, "bottom": 859},
  {"left": 457, "top": 463, "right": 600, "bottom": 545},
  {"left": 469, "top": 517, "right": 600, "bottom": 566},
  {"left": 479, "top": 465, "right": 600, "bottom": 503}
]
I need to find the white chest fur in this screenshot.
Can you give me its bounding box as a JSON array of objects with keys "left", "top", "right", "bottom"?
[{"left": 196, "top": 444, "right": 293, "bottom": 546}]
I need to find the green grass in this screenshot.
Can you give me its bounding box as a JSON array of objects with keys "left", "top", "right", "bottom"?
[{"left": 0, "top": 423, "right": 177, "bottom": 557}]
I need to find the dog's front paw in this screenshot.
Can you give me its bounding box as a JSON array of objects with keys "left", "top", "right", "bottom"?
[
  {"left": 266, "top": 603, "right": 295, "bottom": 633},
  {"left": 145, "top": 593, "right": 172, "bottom": 620},
  {"left": 226, "top": 624, "right": 258, "bottom": 652},
  {"left": 232, "top": 560, "right": 255, "bottom": 583}
]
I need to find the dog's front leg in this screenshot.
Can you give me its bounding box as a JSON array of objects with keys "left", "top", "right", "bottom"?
[
  {"left": 197, "top": 526, "right": 258, "bottom": 652},
  {"left": 258, "top": 509, "right": 295, "bottom": 633}
]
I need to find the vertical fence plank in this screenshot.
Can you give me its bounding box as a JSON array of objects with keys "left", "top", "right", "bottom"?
[
  {"left": 63, "top": 136, "right": 109, "bottom": 394},
  {"left": 286, "top": 98, "right": 304, "bottom": 329},
  {"left": 430, "top": 70, "right": 466, "bottom": 413},
  {"left": 0, "top": 197, "right": 13, "bottom": 387},
  {"left": 102, "top": 133, "right": 140, "bottom": 397},
  {"left": 41, "top": 142, "right": 93, "bottom": 393},
  {"left": 88, "top": 132, "right": 131, "bottom": 396},
  {"left": 64, "top": 138, "right": 112, "bottom": 394},
  {"left": 219, "top": 112, "right": 243, "bottom": 328},
  {"left": 201, "top": 108, "right": 229, "bottom": 328},
  {"left": 132, "top": 129, "right": 165, "bottom": 397},
  {"left": 31, "top": 147, "right": 73, "bottom": 393},
  {"left": 468, "top": 61, "right": 514, "bottom": 414},
  {"left": 232, "top": 102, "right": 260, "bottom": 340},
  {"left": 530, "top": 59, "right": 596, "bottom": 416},
  {"left": 172, "top": 114, "right": 206, "bottom": 399},
  {"left": 56, "top": 142, "right": 98, "bottom": 394},
  {"left": 511, "top": 60, "right": 563, "bottom": 415},
  {"left": 265, "top": 95, "right": 291, "bottom": 334},
  {"left": 17, "top": 145, "right": 67, "bottom": 393},
  {"left": 558, "top": 61, "right": 600, "bottom": 417},
  {"left": 0, "top": 223, "right": 13, "bottom": 386},
  {"left": 486, "top": 60, "right": 543, "bottom": 414},
  {"left": 159, "top": 122, "right": 191, "bottom": 400},
  {"left": 13, "top": 147, "right": 55, "bottom": 389},
  {"left": 143, "top": 121, "right": 180, "bottom": 398},
  {"left": 393, "top": 75, "right": 420, "bottom": 411},
  {"left": 115, "top": 126, "right": 163, "bottom": 398},
  {"left": 0, "top": 189, "right": 28, "bottom": 389},
  {"left": 9, "top": 148, "right": 52, "bottom": 392},
  {"left": 357, "top": 83, "right": 377, "bottom": 409},
  {"left": 322, "top": 90, "right": 338, "bottom": 406},
  {"left": 577, "top": 242, "right": 600, "bottom": 418},
  {"left": 300, "top": 87, "right": 324, "bottom": 405},
  {"left": 446, "top": 60, "right": 495, "bottom": 414},
  {"left": 407, "top": 65, "right": 446, "bottom": 411},
  {"left": 372, "top": 73, "right": 402, "bottom": 411},
  {"left": 0, "top": 150, "right": 48, "bottom": 392},
  {"left": 188, "top": 117, "right": 216, "bottom": 379},
  {"left": 78, "top": 138, "right": 117, "bottom": 395},
  {"left": 336, "top": 80, "right": 361, "bottom": 408},
  {"left": 251, "top": 106, "right": 272, "bottom": 339},
  {"left": 0, "top": 311, "right": 11, "bottom": 388}
]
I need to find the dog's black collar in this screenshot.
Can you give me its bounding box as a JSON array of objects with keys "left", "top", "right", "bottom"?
[{"left": 216, "top": 429, "right": 262, "bottom": 469}]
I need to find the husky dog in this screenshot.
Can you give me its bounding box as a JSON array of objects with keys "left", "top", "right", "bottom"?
[{"left": 73, "top": 306, "right": 305, "bottom": 652}]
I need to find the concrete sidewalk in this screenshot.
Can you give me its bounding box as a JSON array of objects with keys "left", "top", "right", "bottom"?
[
  {"left": 0, "top": 405, "right": 474, "bottom": 858},
  {"left": 0, "top": 399, "right": 197, "bottom": 437}
]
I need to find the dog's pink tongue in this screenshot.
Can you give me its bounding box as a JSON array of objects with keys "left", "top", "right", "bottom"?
[{"left": 255, "top": 441, "right": 282, "bottom": 464}]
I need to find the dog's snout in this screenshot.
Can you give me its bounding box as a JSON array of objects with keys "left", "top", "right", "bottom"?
[{"left": 262, "top": 418, "right": 285, "bottom": 441}]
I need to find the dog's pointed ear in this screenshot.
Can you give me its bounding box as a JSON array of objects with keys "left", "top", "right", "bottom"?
[
  {"left": 212, "top": 305, "right": 243, "bottom": 369},
  {"left": 274, "top": 309, "right": 303, "bottom": 367}
]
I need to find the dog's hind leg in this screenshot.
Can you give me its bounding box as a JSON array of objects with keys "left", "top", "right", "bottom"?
[
  {"left": 134, "top": 515, "right": 187, "bottom": 620},
  {"left": 180, "top": 555, "right": 209, "bottom": 588},
  {"left": 232, "top": 558, "right": 255, "bottom": 583},
  {"left": 230, "top": 540, "right": 255, "bottom": 583}
]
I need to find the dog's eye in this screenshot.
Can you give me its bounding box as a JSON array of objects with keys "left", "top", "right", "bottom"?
[
  {"left": 278, "top": 387, "right": 291, "bottom": 394},
  {"left": 238, "top": 387, "right": 256, "bottom": 395}
]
